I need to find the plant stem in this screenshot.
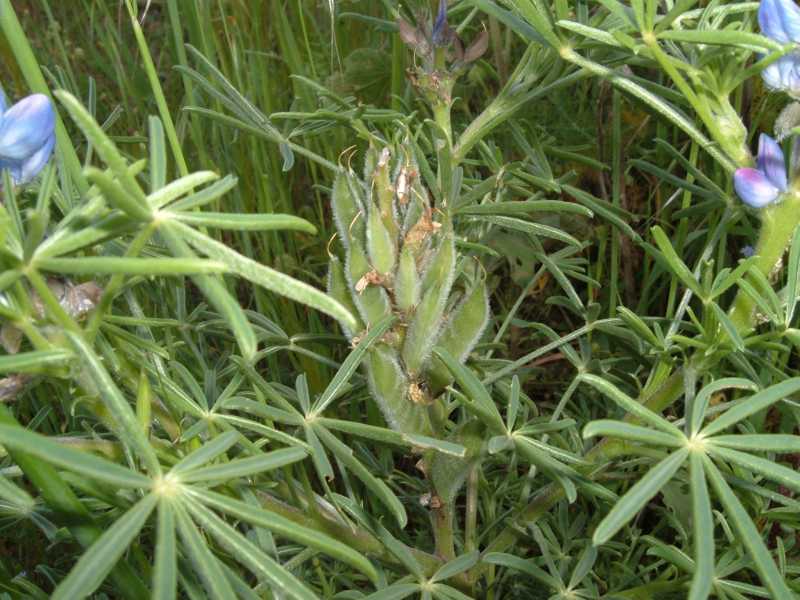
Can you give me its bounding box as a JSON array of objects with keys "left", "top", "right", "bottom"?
[
  {"left": 729, "top": 192, "right": 800, "bottom": 331},
  {"left": 433, "top": 502, "right": 456, "bottom": 561}
]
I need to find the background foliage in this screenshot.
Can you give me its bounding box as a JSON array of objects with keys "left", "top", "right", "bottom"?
[{"left": 1, "top": 0, "right": 800, "bottom": 598}]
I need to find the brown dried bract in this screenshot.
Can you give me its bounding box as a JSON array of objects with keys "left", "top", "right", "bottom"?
[
  {"left": 395, "top": 167, "right": 418, "bottom": 206},
  {"left": 404, "top": 207, "right": 442, "bottom": 248},
  {"left": 408, "top": 381, "right": 433, "bottom": 405},
  {"left": 355, "top": 270, "right": 386, "bottom": 294}
]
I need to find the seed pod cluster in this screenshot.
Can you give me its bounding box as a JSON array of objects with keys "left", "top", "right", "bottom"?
[{"left": 327, "top": 144, "right": 490, "bottom": 435}]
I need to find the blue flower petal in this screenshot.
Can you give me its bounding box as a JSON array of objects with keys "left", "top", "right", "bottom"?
[
  {"left": 734, "top": 167, "right": 783, "bottom": 207},
  {"left": 757, "top": 133, "right": 788, "bottom": 191},
  {"left": 0, "top": 157, "right": 23, "bottom": 185},
  {"left": 760, "top": 0, "right": 800, "bottom": 43},
  {"left": 0, "top": 94, "right": 55, "bottom": 161},
  {"left": 762, "top": 52, "right": 800, "bottom": 92},
  {"left": 18, "top": 133, "right": 55, "bottom": 185}
]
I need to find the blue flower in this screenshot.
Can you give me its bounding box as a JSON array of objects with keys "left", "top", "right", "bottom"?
[
  {"left": 431, "top": 0, "right": 449, "bottom": 47},
  {"left": 0, "top": 93, "right": 56, "bottom": 185},
  {"left": 734, "top": 133, "right": 789, "bottom": 207},
  {"left": 762, "top": 52, "right": 800, "bottom": 92},
  {"left": 758, "top": 0, "right": 800, "bottom": 93},
  {"left": 759, "top": 0, "right": 800, "bottom": 44}
]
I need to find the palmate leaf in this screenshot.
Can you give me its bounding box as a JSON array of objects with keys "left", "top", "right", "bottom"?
[
  {"left": 0, "top": 424, "right": 150, "bottom": 488},
  {"left": 185, "top": 499, "right": 318, "bottom": 600},
  {"left": 52, "top": 494, "right": 158, "bottom": 600},
  {"left": 168, "top": 220, "right": 359, "bottom": 333},
  {"left": 314, "top": 424, "right": 408, "bottom": 528},
  {"left": 689, "top": 453, "right": 714, "bottom": 600},
  {"left": 593, "top": 448, "right": 689, "bottom": 545},
  {"left": 153, "top": 499, "right": 178, "bottom": 600},
  {"left": 178, "top": 446, "right": 308, "bottom": 483},
  {"left": 188, "top": 487, "right": 378, "bottom": 583},
  {"left": 580, "top": 374, "right": 685, "bottom": 438},
  {"left": 170, "top": 430, "right": 241, "bottom": 474},
  {"left": 701, "top": 378, "right": 800, "bottom": 437},
  {"left": 66, "top": 331, "right": 161, "bottom": 475},
  {"left": 702, "top": 455, "right": 792, "bottom": 598},
  {"left": 173, "top": 500, "right": 238, "bottom": 599}
]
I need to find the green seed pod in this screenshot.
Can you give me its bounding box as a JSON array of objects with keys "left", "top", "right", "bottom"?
[
  {"left": 347, "top": 242, "right": 391, "bottom": 326},
  {"left": 363, "top": 146, "right": 379, "bottom": 179},
  {"left": 421, "top": 229, "right": 455, "bottom": 294},
  {"left": 403, "top": 282, "right": 446, "bottom": 375},
  {"left": 427, "top": 280, "right": 490, "bottom": 391},
  {"left": 395, "top": 246, "right": 420, "bottom": 312},
  {"left": 367, "top": 204, "right": 396, "bottom": 275},
  {"left": 373, "top": 148, "right": 399, "bottom": 238},
  {"left": 332, "top": 172, "right": 365, "bottom": 248},
  {"left": 367, "top": 345, "right": 433, "bottom": 436},
  {"left": 327, "top": 256, "right": 364, "bottom": 339},
  {"left": 402, "top": 231, "right": 455, "bottom": 375}
]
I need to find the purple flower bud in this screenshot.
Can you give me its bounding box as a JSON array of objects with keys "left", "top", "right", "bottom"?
[
  {"left": 734, "top": 167, "right": 783, "bottom": 207},
  {"left": 762, "top": 52, "right": 800, "bottom": 92},
  {"left": 759, "top": 0, "right": 800, "bottom": 43},
  {"left": 432, "top": 0, "right": 449, "bottom": 46},
  {"left": 0, "top": 94, "right": 55, "bottom": 161}
]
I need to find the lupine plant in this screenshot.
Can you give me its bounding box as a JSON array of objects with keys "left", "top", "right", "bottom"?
[{"left": 3, "top": 0, "right": 800, "bottom": 598}]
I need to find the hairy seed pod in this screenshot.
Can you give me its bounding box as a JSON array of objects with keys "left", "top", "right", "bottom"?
[
  {"left": 420, "top": 229, "right": 455, "bottom": 294},
  {"left": 363, "top": 146, "right": 379, "bottom": 179},
  {"left": 367, "top": 345, "right": 433, "bottom": 435},
  {"left": 327, "top": 257, "right": 364, "bottom": 339},
  {"left": 367, "top": 204, "right": 396, "bottom": 275},
  {"left": 395, "top": 246, "right": 421, "bottom": 312},
  {"left": 427, "top": 280, "right": 490, "bottom": 390},
  {"left": 373, "top": 148, "right": 399, "bottom": 238},
  {"left": 402, "top": 232, "right": 455, "bottom": 375},
  {"left": 347, "top": 243, "right": 391, "bottom": 325},
  {"left": 332, "top": 172, "right": 365, "bottom": 248}
]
